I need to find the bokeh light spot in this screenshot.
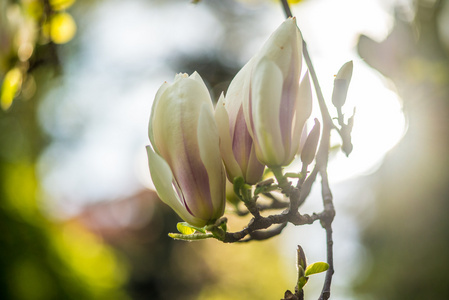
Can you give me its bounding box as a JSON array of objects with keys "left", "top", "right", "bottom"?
[
  {"left": 1, "top": 68, "right": 22, "bottom": 110},
  {"left": 49, "top": 12, "right": 77, "bottom": 44}
]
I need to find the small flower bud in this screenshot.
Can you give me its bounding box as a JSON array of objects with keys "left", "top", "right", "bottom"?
[
  {"left": 297, "top": 245, "right": 307, "bottom": 270},
  {"left": 300, "top": 119, "right": 321, "bottom": 165},
  {"left": 332, "top": 61, "right": 353, "bottom": 109}
]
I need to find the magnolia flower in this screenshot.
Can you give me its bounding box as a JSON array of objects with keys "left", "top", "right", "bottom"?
[
  {"left": 241, "top": 17, "right": 313, "bottom": 167},
  {"left": 215, "top": 79, "right": 265, "bottom": 184},
  {"left": 146, "top": 72, "right": 226, "bottom": 227}
]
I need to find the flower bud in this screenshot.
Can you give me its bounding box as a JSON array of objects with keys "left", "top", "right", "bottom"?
[
  {"left": 300, "top": 118, "right": 321, "bottom": 165},
  {"left": 215, "top": 75, "right": 265, "bottom": 184},
  {"left": 146, "top": 72, "right": 226, "bottom": 227},
  {"left": 242, "top": 18, "right": 313, "bottom": 167},
  {"left": 297, "top": 245, "right": 307, "bottom": 271},
  {"left": 332, "top": 60, "right": 353, "bottom": 109}
]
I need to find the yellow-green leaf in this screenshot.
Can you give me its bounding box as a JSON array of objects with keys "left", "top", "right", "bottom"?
[
  {"left": 168, "top": 233, "right": 214, "bottom": 241},
  {"left": 176, "top": 222, "right": 207, "bottom": 235},
  {"left": 177, "top": 222, "right": 196, "bottom": 235},
  {"left": 304, "top": 262, "right": 329, "bottom": 276}
]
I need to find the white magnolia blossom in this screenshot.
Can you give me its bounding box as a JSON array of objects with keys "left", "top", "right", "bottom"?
[
  {"left": 241, "top": 17, "right": 313, "bottom": 167},
  {"left": 147, "top": 72, "right": 226, "bottom": 227}
]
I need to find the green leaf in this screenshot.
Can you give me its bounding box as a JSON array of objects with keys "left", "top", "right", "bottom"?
[
  {"left": 297, "top": 275, "right": 308, "bottom": 291},
  {"left": 168, "top": 233, "right": 215, "bottom": 241},
  {"left": 285, "top": 172, "right": 303, "bottom": 179},
  {"left": 262, "top": 168, "right": 273, "bottom": 179},
  {"left": 254, "top": 184, "right": 277, "bottom": 196},
  {"left": 305, "top": 262, "right": 329, "bottom": 276},
  {"left": 176, "top": 222, "right": 206, "bottom": 234},
  {"left": 233, "top": 176, "right": 245, "bottom": 200},
  {"left": 219, "top": 221, "right": 227, "bottom": 233}
]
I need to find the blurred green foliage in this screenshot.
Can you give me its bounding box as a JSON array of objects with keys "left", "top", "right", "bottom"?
[
  {"left": 0, "top": 1, "right": 128, "bottom": 299},
  {"left": 0, "top": 0, "right": 77, "bottom": 111},
  {"left": 0, "top": 97, "right": 129, "bottom": 300}
]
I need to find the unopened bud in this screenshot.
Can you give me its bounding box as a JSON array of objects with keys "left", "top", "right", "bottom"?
[
  {"left": 296, "top": 245, "right": 308, "bottom": 291},
  {"left": 332, "top": 61, "right": 353, "bottom": 109},
  {"left": 297, "top": 245, "right": 307, "bottom": 270},
  {"left": 300, "top": 119, "right": 321, "bottom": 165}
]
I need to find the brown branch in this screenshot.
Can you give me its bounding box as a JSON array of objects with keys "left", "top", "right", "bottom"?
[
  {"left": 319, "top": 223, "right": 334, "bottom": 300},
  {"left": 233, "top": 194, "right": 289, "bottom": 217},
  {"left": 239, "top": 222, "right": 288, "bottom": 242},
  {"left": 223, "top": 207, "right": 322, "bottom": 243},
  {"left": 262, "top": 192, "right": 290, "bottom": 209}
]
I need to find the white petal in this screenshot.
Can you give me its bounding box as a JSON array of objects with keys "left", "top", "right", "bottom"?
[
  {"left": 148, "top": 81, "right": 170, "bottom": 154},
  {"left": 257, "top": 18, "right": 298, "bottom": 79},
  {"left": 251, "top": 58, "right": 285, "bottom": 166},
  {"left": 214, "top": 94, "right": 243, "bottom": 181},
  {"left": 152, "top": 75, "right": 212, "bottom": 160},
  {"left": 197, "top": 103, "right": 226, "bottom": 220},
  {"left": 190, "top": 71, "right": 215, "bottom": 110},
  {"left": 226, "top": 58, "right": 254, "bottom": 137}
]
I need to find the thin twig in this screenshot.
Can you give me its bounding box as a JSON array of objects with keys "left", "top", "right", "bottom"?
[
  {"left": 232, "top": 194, "right": 289, "bottom": 217},
  {"left": 223, "top": 209, "right": 321, "bottom": 243},
  {"left": 280, "top": 0, "right": 293, "bottom": 18},
  {"left": 239, "top": 222, "right": 288, "bottom": 242},
  {"left": 319, "top": 224, "right": 334, "bottom": 300}
]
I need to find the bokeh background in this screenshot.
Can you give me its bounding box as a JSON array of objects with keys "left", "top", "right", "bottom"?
[{"left": 1, "top": 0, "right": 448, "bottom": 299}]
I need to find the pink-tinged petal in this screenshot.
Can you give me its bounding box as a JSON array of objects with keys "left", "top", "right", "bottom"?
[
  {"left": 232, "top": 107, "right": 252, "bottom": 173},
  {"left": 214, "top": 94, "right": 243, "bottom": 181},
  {"left": 233, "top": 57, "right": 257, "bottom": 139},
  {"left": 288, "top": 72, "right": 313, "bottom": 164},
  {"left": 197, "top": 103, "right": 226, "bottom": 220},
  {"left": 146, "top": 146, "right": 205, "bottom": 226},
  {"left": 278, "top": 49, "right": 301, "bottom": 160},
  {"left": 251, "top": 58, "right": 285, "bottom": 166},
  {"left": 279, "top": 23, "right": 302, "bottom": 160},
  {"left": 231, "top": 105, "right": 264, "bottom": 184},
  {"left": 300, "top": 118, "right": 321, "bottom": 165},
  {"left": 245, "top": 144, "right": 265, "bottom": 185}
]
